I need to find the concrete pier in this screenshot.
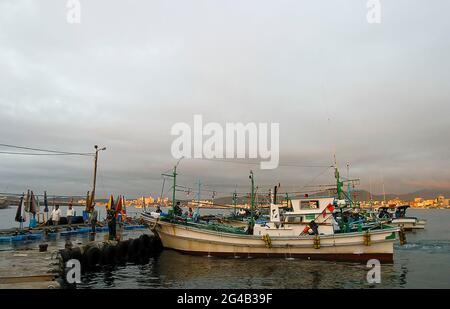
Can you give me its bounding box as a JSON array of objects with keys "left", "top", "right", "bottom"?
[{"left": 0, "top": 247, "right": 61, "bottom": 289}]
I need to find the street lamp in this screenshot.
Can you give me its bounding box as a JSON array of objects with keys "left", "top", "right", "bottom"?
[{"left": 90, "top": 145, "right": 106, "bottom": 209}]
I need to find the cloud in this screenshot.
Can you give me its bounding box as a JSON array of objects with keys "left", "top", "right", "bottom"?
[{"left": 0, "top": 0, "right": 449, "bottom": 198}]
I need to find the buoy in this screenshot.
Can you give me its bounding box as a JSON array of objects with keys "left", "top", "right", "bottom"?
[
  {"left": 363, "top": 231, "right": 372, "bottom": 246},
  {"left": 399, "top": 227, "right": 407, "bottom": 245},
  {"left": 71, "top": 247, "right": 83, "bottom": 262},
  {"left": 59, "top": 249, "right": 72, "bottom": 263},
  {"left": 127, "top": 238, "right": 141, "bottom": 263},
  {"left": 139, "top": 234, "right": 152, "bottom": 249},
  {"left": 313, "top": 235, "right": 321, "bottom": 249},
  {"left": 101, "top": 244, "right": 118, "bottom": 265},
  {"left": 262, "top": 234, "right": 272, "bottom": 248},
  {"left": 83, "top": 246, "right": 101, "bottom": 269},
  {"left": 152, "top": 236, "right": 163, "bottom": 253},
  {"left": 116, "top": 240, "right": 130, "bottom": 264}
]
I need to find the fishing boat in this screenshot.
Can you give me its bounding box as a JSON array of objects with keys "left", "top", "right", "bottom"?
[
  {"left": 0, "top": 196, "right": 8, "bottom": 209},
  {"left": 390, "top": 205, "right": 426, "bottom": 230},
  {"left": 143, "top": 165, "right": 402, "bottom": 263},
  {"left": 376, "top": 205, "right": 426, "bottom": 230}
]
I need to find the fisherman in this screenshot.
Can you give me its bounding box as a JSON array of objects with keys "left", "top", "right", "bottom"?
[
  {"left": 192, "top": 208, "right": 200, "bottom": 222},
  {"left": 155, "top": 205, "right": 162, "bottom": 213},
  {"left": 246, "top": 221, "right": 254, "bottom": 235},
  {"left": 174, "top": 201, "right": 183, "bottom": 216},
  {"left": 188, "top": 207, "right": 193, "bottom": 218},
  {"left": 309, "top": 220, "right": 319, "bottom": 235},
  {"left": 66, "top": 204, "right": 74, "bottom": 226},
  {"left": 107, "top": 209, "right": 117, "bottom": 240},
  {"left": 89, "top": 207, "right": 98, "bottom": 233},
  {"left": 51, "top": 205, "right": 61, "bottom": 226}
]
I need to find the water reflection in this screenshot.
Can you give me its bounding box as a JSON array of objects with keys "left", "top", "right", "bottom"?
[{"left": 79, "top": 250, "right": 408, "bottom": 289}]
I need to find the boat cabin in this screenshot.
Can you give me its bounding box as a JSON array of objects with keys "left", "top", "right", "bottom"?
[
  {"left": 253, "top": 197, "right": 337, "bottom": 237},
  {"left": 394, "top": 205, "right": 410, "bottom": 218}
]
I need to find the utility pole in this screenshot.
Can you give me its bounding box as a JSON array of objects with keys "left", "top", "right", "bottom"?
[{"left": 90, "top": 145, "right": 106, "bottom": 210}]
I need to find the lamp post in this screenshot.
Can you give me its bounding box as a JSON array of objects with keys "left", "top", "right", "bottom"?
[{"left": 90, "top": 145, "right": 106, "bottom": 210}]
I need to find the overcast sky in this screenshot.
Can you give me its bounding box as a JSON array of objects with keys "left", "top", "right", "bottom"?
[{"left": 0, "top": 0, "right": 449, "bottom": 199}]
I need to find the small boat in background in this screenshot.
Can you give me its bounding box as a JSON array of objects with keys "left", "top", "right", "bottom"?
[
  {"left": 390, "top": 205, "right": 427, "bottom": 230},
  {"left": 377, "top": 205, "right": 426, "bottom": 230},
  {"left": 0, "top": 196, "right": 8, "bottom": 209}
]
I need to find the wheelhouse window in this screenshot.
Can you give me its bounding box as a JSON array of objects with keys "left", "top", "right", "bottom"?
[
  {"left": 286, "top": 216, "right": 302, "bottom": 223},
  {"left": 300, "top": 200, "right": 319, "bottom": 209}
]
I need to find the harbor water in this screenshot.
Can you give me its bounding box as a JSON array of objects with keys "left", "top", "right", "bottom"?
[{"left": 0, "top": 207, "right": 449, "bottom": 289}]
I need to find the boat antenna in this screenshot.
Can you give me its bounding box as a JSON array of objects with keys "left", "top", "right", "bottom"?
[
  {"left": 159, "top": 177, "right": 166, "bottom": 205},
  {"left": 334, "top": 155, "right": 344, "bottom": 200},
  {"left": 232, "top": 187, "right": 237, "bottom": 216},
  {"left": 347, "top": 162, "right": 353, "bottom": 207},
  {"left": 162, "top": 156, "right": 184, "bottom": 215},
  {"left": 249, "top": 171, "right": 255, "bottom": 228},
  {"left": 196, "top": 179, "right": 202, "bottom": 208}
]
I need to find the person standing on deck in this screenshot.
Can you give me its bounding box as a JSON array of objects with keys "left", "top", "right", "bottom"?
[
  {"left": 107, "top": 209, "right": 117, "bottom": 240},
  {"left": 89, "top": 208, "right": 98, "bottom": 233},
  {"left": 174, "top": 201, "right": 183, "bottom": 216},
  {"left": 66, "top": 204, "right": 74, "bottom": 226},
  {"left": 51, "top": 205, "right": 61, "bottom": 226}
]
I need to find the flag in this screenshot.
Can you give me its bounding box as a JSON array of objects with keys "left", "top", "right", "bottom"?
[
  {"left": 15, "top": 195, "right": 24, "bottom": 222},
  {"left": 43, "top": 191, "right": 49, "bottom": 213},
  {"left": 29, "top": 191, "right": 37, "bottom": 215},
  {"left": 115, "top": 195, "right": 122, "bottom": 218},
  {"left": 85, "top": 191, "right": 90, "bottom": 211},
  {"left": 122, "top": 196, "right": 127, "bottom": 218},
  {"left": 25, "top": 190, "right": 30, "bottom": 212},
  {"left": 36, "top": 195, "right": 40, "bottom": 214},
  {"left": 327, "top": 203, "right": 335, "bottom": 212},
  {"left": 106, "top": 195, "right": 114, "bottom": 210},
  {"left": 302, "top": 225, "right": 310, "bottom": 234}
]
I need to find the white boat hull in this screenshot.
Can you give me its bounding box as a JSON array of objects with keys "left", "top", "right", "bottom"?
[{"left": 144, "top": 217, "right": 398, "bottom": 263}]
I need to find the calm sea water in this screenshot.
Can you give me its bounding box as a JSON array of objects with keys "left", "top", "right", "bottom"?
[{"left": 0, "top": 207, "right": 449, "bottom": 289}]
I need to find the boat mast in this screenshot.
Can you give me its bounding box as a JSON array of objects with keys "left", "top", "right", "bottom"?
[
  {"left": 196, "top": 180, "right": 201, "bottom": 207},
  {"left": 232, "top": 189, "right": 237, "bottom": 215},
  {"left": 347, "top": 162, "right": 352, "bottom": 207},
  {"left": 285, "top": 192, "right": 290, "bottom": 208},
  {"left": 162, "top": 157, "right": 183, "bottom": 214},
  {"left": 334, "top": 155, "right": 344, "bottom": 200}
]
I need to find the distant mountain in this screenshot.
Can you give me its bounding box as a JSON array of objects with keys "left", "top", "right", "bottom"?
[
  {"left": 208, "top": 188, "right": 450, "bottom": 205},
  {"left": 342, "top": 189, "right": 450, "bottom": 202}
]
